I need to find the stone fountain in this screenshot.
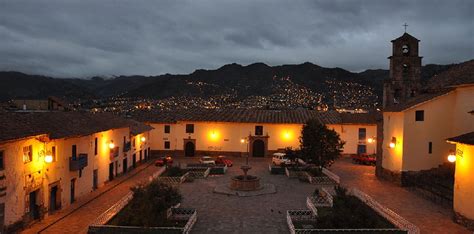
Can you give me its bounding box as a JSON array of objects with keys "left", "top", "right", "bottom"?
[{"left": 230, "top": 165, "right": 261, "bottom": 191}]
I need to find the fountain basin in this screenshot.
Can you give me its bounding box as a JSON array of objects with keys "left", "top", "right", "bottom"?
[{"left": 230, "top": 175, "right": 261, "bottom": 191}]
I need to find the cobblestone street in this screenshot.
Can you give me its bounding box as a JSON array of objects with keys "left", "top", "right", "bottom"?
[{"left": 330, "top": 157, "right": 470, "bottom": 234}]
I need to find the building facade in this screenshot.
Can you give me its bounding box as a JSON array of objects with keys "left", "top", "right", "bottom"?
[
  {"left": 380, "top": 84, "right": 474, "bottom": 182},
  {"left": 0, "top": 112, "right": 152, "bottom": 231},
  {"left": 447, "top": 132, "right": 474, "bottom": 229},
  {"left": 135, "top": 109, "right": 377, "bottom": 157}
]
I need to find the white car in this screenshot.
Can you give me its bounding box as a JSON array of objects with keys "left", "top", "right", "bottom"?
[
  {"left": 199, "top": 156, "right": 215, "bottom": 165},
  {"left": 272, "top": 153, "right": 291, "bottom": 166}
]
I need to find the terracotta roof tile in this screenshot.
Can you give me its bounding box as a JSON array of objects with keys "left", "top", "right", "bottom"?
[
  {"left": 447, "top": 132, "right": 474, "bottom": 145},
  {"left": 131, "top": 109, "right": 377, "bottom": 125},
  {"left": 0, "top": 112, "right": 145, "bottom": 142}
]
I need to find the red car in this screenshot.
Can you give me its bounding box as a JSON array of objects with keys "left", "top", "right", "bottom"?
[
  {"left": 215, "top": 155, "right": 233, "bottom": 167},
  {"left": 155, "top": 156, "right": 173, "bottom": 166},
  {"left": 351, "top": 153, "right": 376, "bottom": 165}
]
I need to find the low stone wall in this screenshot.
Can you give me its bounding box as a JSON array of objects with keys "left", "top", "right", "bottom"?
[
  {"left": 378, "top": 167, "right": 402, "bottom": 185},
  {"left": 454, "top": 212, "right": 474, "bottom": 231}
]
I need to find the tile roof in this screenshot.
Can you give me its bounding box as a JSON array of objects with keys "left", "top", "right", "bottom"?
[
  {"left": 131, "top": 109, "right": 378, "bottom": 125},
  {"left": 0, "top": 112, "right": 150, "bottom": 143},
  {"left": 129, "top": 120, "right": 154, "bottom": 135},
  {"left": 383, "top": 88, "right": 455, "bottom": 112},
  {"left": 447, "top": 132, "right": 474, "bottom": 145}
]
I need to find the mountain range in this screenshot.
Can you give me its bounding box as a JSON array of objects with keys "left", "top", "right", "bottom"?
[{"left": 0, "top": 61, "right": 469, "bottom": 108}]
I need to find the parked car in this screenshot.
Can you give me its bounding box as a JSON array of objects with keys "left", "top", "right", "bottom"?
[
  {"left": 199, "top": 156, "right": 216, "bottom": 165},
  {"left": 215, "top": 155, "right": 233, "bottom": 167},
  {"left": 272, "top": 153, "right": 292, "bottom": 166},
  {"left": 155, "top": 155, "right": 173, "bottom": 166},
  {"left": 351, "top": 153, "right": 376, "bottom": 165}
]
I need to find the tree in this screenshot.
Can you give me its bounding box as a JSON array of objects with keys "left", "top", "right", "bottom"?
[
  {"left": 112, "top": 179, "right": 182, "bottom": 227},
  {"left": 300, "top": 118, "right": 344, "bottom": 168}
]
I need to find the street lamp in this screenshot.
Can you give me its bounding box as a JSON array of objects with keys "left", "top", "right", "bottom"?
[
  {"left": 367, "top": 137, "right": 376, "bottom": 154},
  {"left": 241, "top": 137, "right": 249, "bottom": 165}
]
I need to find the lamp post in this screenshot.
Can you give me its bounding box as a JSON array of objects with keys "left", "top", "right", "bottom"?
[{"left": 241, "top": 137, "right": 249, "bottom": 165}]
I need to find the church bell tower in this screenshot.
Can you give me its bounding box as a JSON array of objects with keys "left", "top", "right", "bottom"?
[{"left": 383, "top": 31, "right": 422, "bottom": 108}]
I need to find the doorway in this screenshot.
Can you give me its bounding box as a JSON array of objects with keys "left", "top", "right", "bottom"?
[
  {"left": 132, "top": 154, "right": 136, "bottom": 168},
  {"left": 184, "top": 141, "right": 195, "bottom": 157},
  {"left": 29, "top": 190, "right": 40, "bottom": 220},
  {"left": 123, "top": 158, "right": 128, "bottom": 174},
  {"left": 49, "top": 185, "right": 60, "bottom": 213},
  {"left": 252, "top": 139, "right": 265, "bottom": 157},
  {"left": 109, "top": 163, "right": 114, "bottom": 181},
  {"left": 93, "top": 169, "right": 98, "bottom": 190},
  {"left": 70, "top": 179, "right": 76, "bottom": 204}
]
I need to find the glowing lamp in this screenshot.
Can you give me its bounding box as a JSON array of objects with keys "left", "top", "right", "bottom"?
[
  {"left": 141, "top": 136, "right": 146, "bottom": 142},
  {"left": 240, "top": 139, "right": 245, "bottom": 144},
  {"left": 283, "top": 131, "right": 291, "bottom": 140},
  {"left": 447, "top": 154, "right": 456, "bottom": 163},
  {"left": 389, "top": 137, "right": 396, "bottom": 149},
  {"left": 108, "top": 141, "right": 115, "bottom": 149},
  {"left": 209, "top": 131, "right": 218, "bottom": 140},
  {"left": 367, "top": 138, "right": 375, "bottom": 144},
  {"left": 44, "top": 154, "right": 53, "bottom": 163}
]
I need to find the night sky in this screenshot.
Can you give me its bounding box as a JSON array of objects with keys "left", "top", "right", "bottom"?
[{"left": 0, "top": 0, "right": 472, "bottom": 77}]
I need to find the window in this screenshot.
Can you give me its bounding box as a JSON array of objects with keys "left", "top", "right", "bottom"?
[
  {"left": 164, "top": 141, "right": 170, "bottom": 149},
  {"left": 255, "top": 126, "right": 263, "bottom": 136},
  {"left": 428, "top": 142, "right": 432, "bottom": 154},
  {"left": 72, "top": 145, "right": 77, "bottom": 160},
  {"left": 94, "top": 137, "right": 98, "bottom": 155},
  {"left": 415, "top": 110, "right": 424, "bottom": 121},
  {"left": 52, "top": 146, "right": 57, "bottom": 162},
  {"left": 132, "top": 138, "right": 136, "bottom": 148},
  {"left": 357, "top": 145, "right": 367, "bottom": 154},
  {"left": 358, "top": 128, "right": 366, "bottom": 141},
  {"left": 23, "top": 145, "right": 32, "bottom": 163},
  {"left": 79, "top": 169, "right": 82, "bottom": 178},
  {"left": 164, "top": 125, "right": 170, "bottom": 134},
  {"left": 186, "top": 124, "right": 194, "bottom": 133},
  {"left": 0, "top": 151, "right": 4, "bottom": 170}
]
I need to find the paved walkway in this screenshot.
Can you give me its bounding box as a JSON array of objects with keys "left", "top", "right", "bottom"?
[
  {"left": 21, "top": 160, "right": 161, "bottom": 234},
  {"left": 331, "top": 157, "right": 470, "bottom": 234},
  {"left": 178, "top": 157, "right": 315, "bottom": 234}
]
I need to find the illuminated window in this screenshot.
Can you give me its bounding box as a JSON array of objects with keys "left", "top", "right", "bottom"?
[
  {"left": 164, "top": 125, "right": 170, "bottom": 134},
  {"left": 164, "top": 141, "right": 170, "bottom": 149},
  {"left": 255, "top": 126, "right": 263, "bottom": 136},
  {"left": 23, "top": 145, "right": 32, "bottom": 163},
  {"left": 186, "top": 124, "right": 194, "bottom": 133},
  {"left": 415, "top": 110, "right": 424, "bottom": 121}
]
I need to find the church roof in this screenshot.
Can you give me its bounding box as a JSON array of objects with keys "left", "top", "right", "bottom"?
[
  {"left": 383, "top": 88, "right": 455, "bottom": 112},
  {"left": 447, "top": 132, "right": 474, "bottom": 146},
  {"left": 130, "top": 109, "right": 378, "bottom": 125},
  {"left": 391, "top": 33, "right": 420, "bottom": 42}
]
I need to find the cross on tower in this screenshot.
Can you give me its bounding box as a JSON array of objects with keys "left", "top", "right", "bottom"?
[{"left": 403, "top": 23, "right": 408, "bottom": 33}]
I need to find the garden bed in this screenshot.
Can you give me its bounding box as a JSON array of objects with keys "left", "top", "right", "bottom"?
[
  {"left": 268, "top": 164, "right": 286, "bottom": 174},
  {"left": 88, "top": 180, "right": 197, "bottom": 234},
  {"left": 187, "top": 163, "right": 227, "bottom": 175},
  {"left": 157, "top": 167, "right": 190, "bottom": 185},
  {"left": 287, "top": 187, "right": 418, "bottom": 234}
]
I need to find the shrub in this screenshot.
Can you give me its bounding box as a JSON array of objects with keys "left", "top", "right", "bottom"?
[
  {"left": 111, "top": 179, "right": 182, "bottom": 227},
  {"left": 309, "top": 167, "right": 323, "bottom": 177}
]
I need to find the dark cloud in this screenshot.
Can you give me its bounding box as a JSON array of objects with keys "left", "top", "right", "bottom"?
[{"left": 0, "top": 0, "right": 472, "bottom": 77}]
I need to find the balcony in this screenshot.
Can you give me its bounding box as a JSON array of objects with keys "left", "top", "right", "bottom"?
[
  {"left": 123, "top": 142, "right": 131, "bottom": 152},
  {"left": 69, "top": 154, "right": 88, "bottom": 171}
]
